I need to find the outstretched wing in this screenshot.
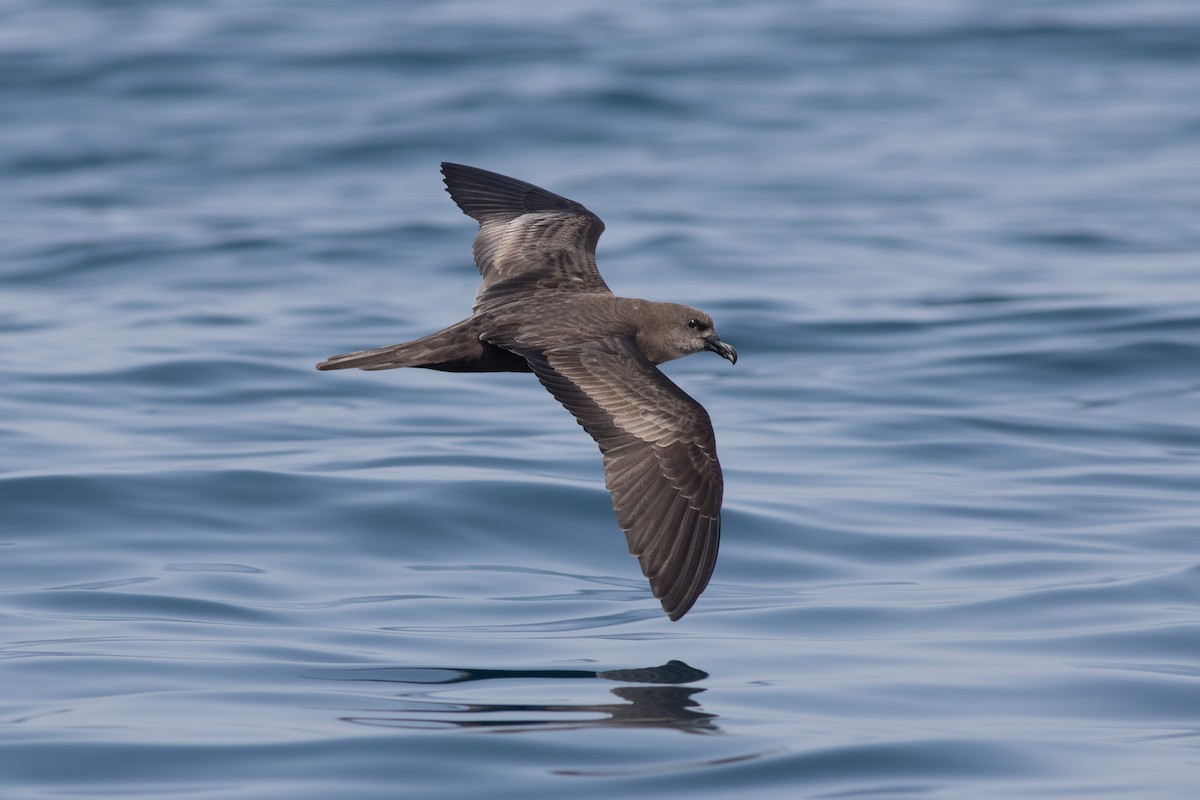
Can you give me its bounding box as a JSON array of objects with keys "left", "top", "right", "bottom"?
[
  {"left": 441, "top": 163, "right": 611, "bottom": 301},
  {"left": 499, "top": 334, "right": 722, "bottom": 620}
]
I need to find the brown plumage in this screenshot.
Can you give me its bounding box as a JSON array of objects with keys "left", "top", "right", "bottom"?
[{"left": 318, "top": 163, "right": 736, "bottom": 620}]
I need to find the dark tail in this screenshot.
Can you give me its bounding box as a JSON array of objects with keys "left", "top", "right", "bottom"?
[{"left": 316, "top": 318, "right": 530, "bottom": 373}]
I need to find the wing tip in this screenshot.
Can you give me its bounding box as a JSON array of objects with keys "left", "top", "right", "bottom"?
[
  {"left": 652, "top": 513, "right": 721, "bottom": 622},
  {"left": 665, "top": 604, "right": 690, "bottom": 622},
  {"left": 439, "top": 162, "right": 593, "bottom": 222}
]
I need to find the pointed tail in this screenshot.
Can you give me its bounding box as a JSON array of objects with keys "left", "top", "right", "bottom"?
[{"left": 316, "top": 318, "right": 530, "bottom": 373}]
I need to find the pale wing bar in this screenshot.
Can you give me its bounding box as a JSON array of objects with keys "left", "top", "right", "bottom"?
[{"left": 441, "top": 163, "right": 610, "bottom": 296}]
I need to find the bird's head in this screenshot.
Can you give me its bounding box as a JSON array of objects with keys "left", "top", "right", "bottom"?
[{"left": 637, "top": 303, "right": 737, "bottom": 366}]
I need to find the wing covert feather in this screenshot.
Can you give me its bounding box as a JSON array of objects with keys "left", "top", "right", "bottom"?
[{"left": 441, "top": 163, "right": 610, "bottom": 299}]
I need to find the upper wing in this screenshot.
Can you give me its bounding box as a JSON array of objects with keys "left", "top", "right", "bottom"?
[
  {"left": 441, "top": 163, "right": 611, "bottom": 301},
  {"left": 503, "top": 335, "right": 723, "bottom": 620}
]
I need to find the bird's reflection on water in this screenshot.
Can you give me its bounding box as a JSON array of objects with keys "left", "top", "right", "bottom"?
[{"left": 309, "top": 660, "right": 718, "bottom": 734}]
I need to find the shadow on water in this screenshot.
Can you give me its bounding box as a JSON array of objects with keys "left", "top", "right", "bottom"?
[{"left": 307, "top": 660, "right": 719, "bottom": 735}]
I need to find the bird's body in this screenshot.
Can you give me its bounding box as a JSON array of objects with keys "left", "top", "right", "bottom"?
[{"left": 318, "top": 164, "right": 735, "bottom": 620}]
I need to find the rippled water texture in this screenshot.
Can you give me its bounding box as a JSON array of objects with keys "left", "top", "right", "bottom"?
[{"left": 3, "top": 1, "right": 1199, "bottom": 797}]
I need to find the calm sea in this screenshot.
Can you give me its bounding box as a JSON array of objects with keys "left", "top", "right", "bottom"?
[{"left": 3, "top": 1, "right": 1199, "bottom": 797}]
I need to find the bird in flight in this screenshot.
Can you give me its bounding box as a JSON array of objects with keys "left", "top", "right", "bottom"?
[{"left": 318, "top": 163, "right": 736, "bottom": 620}]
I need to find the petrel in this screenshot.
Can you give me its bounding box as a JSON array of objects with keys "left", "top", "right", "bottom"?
[{"left": 317, "top": 163, "right": 736, "bottom": 620}]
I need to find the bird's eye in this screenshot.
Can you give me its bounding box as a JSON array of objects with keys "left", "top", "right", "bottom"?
[{"left": 687, "top": 318, "right": 706, "bottom": 330}]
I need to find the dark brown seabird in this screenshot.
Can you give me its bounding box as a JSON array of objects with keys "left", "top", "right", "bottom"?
[{"left": 317, "top": 163, "right": 736, "bottom": 620}]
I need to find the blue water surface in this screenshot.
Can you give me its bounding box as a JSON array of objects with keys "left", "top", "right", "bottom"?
[{"left": 3, "top": 1, "right": 1199, "bottom": 797}]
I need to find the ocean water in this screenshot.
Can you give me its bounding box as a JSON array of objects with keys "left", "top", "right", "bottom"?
[{"left": 3, "top": 1, "right": 1199, "bottom": 797}]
